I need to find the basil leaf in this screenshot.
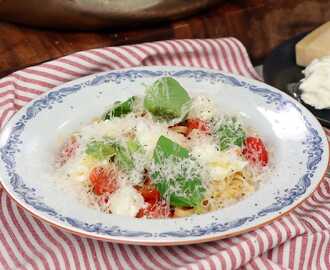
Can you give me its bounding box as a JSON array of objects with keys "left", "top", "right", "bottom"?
[
  {"left": 154, "top": 179, "right": 168, "bottom": 195},
  {"left": 152, "top": 136, "right": 205, "bottom": 208},
  {"left": 115, "top": 146, "right": 134, "bottom": 171},
  {"left": 179, "top": 178, "right": 205, "bottom": 207},
  {"left": 217, "top": 118, "right": 246, "bottom": 151},
  {"left": 86, "top": 139, "right": 134, "bottom": 171},
  {"left": 86, "top": 141, "right": 116, "bottom": 160},
  {"left": 127, "top": 139, "right": 143, "bottom": 154},
  {"left": 168, "top": 195, "right": 193, "bottom": 208},
  {"left": 144, "top": 77, "right": 191, "bottom": 120},
  {"left": 103, "top": 96, "right": 136, "bottom": 120},
  {"left": 153, "top": 135, "right": 189, "bottom": 164},
  {"left": 155, "top": 177, "right": 205, "bottom": 208}
]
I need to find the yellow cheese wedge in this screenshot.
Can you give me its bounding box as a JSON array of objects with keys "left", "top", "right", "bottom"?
[{"left": 296, "top": 22, "right": 330, "bottom": 67}]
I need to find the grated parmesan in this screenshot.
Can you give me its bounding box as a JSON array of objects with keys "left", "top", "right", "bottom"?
[{"left": 54, "top": 93, "right": 269, "bottom": 218}]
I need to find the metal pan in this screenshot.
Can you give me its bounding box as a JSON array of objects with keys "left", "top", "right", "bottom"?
[{"left": 0, "top": 0, "right": 222, "bottom": 30}]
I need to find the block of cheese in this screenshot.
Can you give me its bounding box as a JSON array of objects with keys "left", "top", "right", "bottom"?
[{"left": 296, "top": 21, "right": 330, "bottom": 67}]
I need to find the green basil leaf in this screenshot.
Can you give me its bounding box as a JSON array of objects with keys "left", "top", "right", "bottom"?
[
  {"left": 168, "top": 194, "right": 193, "bottom": 208},
  {"left": 144, "top": 77, "right": 191, "bottom": 120},
  {"left": 127, "top": 139, "right": 143, "bottom": 154},
  {"left": 86, "top": 139, "right": 134, "bottom": 171},
  {"left": 154, "top": 180, "right": 168, "bottom": 195},
  {"left": 86, "top": 141, "right": 116, "bottom": 160},
  {"left": 115, "top": 146, "right": 134, "bottom": 171},
  {"left": 155, "top": 177, "right": 205, "bottom": 208},
  {"left": 103, "top": 96, "right": 136, "bottom": 120},
  {"left": 170, "top": 177, "right": 205, "bottom": 207},
  {"left": 180, "top": 178, "right": 206, "bottom": 206},
  {"left": 152, "top": 136, "right": 205, "bottom": 208},
  {"left": 217, "top": 118, "right": 246, "bottom": 151},
  {"left": 153, "top": 135, "right": 189, "bottom": 163}
]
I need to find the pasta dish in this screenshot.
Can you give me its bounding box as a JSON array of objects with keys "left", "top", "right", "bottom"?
[{"left": 55, "top": 77, "right": 269, "bottom": 219}]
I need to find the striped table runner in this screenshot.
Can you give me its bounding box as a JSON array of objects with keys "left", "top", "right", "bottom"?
[{"left": 0, "top": 38, "right": 329, "bottom": 270}]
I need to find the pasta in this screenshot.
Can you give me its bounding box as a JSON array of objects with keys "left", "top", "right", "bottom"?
[{"left": 54, "top": 77, "right": 269, "bottom": 219}]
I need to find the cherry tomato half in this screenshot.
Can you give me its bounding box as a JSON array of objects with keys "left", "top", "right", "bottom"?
[
  {"left": 89, "top": 166, "right": 118, "bottom": 195},
  {"left": 186, "top": 118, "right": 209, "bottom": 131},
  {"left": 136, "top": 200, "right": 173, "bottom": 219},
  {"left": 186, "top": 118, "right": 209, "bottom": 135},
  {"left": 137, "top": 185, "right": 160, "bottom": 204},
  {"left": 242, "top": 136, "right": 268, "bottom": 167}
]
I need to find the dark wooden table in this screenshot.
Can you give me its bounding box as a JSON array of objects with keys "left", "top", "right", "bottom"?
[{"left": 1, "top": 0, "right": 330, "bottom": 78}]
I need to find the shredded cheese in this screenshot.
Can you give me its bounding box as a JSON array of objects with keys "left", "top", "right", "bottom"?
[{"left": 54, "top": 94, "right": 268, "bottom": 218}]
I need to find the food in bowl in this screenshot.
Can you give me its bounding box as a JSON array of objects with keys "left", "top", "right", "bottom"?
[{"left": 55, "top": 77, "right": 269, "bottom": 219}]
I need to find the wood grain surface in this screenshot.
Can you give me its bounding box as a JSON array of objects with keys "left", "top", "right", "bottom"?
[{"left": 1, "top": 0, "right": 330, "bottom": 78}]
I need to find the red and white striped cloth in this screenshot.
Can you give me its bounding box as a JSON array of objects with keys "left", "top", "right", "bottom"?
[{"left": 0, "top": 38, "right": 329, "bottom": 270}]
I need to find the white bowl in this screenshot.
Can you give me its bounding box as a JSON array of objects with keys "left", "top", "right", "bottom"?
[{"left": 0, "top": 66, "right": 328, "bottom": 245}]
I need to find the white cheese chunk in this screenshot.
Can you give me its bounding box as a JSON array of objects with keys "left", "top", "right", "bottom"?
[
  {"left": 135, "top": 117, "right": 187, "bottom": 158},
  {"left": 135, "top": 120, "right": 164, "bottom": 158},
  {"left": 60, "top": 153, "right": 101, "bottom": 183},
  {"left": 109, "top": 186, "right": 144, "bottom": 217},
  {"left": 191, "top": 141, "right": 247, "bottom": 181},
  {"left": 188, "top": 95, "right": 217, "bottom": 121},
  {"left": 296, "top": 22, "right": 330, "bottom": 67}
]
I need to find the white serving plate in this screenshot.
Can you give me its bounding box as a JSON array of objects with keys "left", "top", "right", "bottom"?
[{"left": 0, "top": 66, "right": 328, "bottom": 245}]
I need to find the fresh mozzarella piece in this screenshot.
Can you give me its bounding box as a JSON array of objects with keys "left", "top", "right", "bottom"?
[
  {"left": 63, "top": 154, "right": 107, "bottom": 183},
  {"left": 190, "top": 141, "right": 218, "bottom": 165},
  {"left": 135, "top": 119, "right": 164, "bottom": 158},
  {"left": 67, "top": 163, "right": 90, "bottom": 183},
  {"left": 79, "top": 114, "right": 141, "bottom": 146},
  {"left": 109, "top": 186, "right": 145, "bottom": 217},
  {"left": 191, "top": 141, "right": 247, "bottom": 181},
  {"left": 188, "top": 95, "right": 218, "bottom": 121},
  {"left": 208, "top": 151, "right": 248, "bottom": 181},
  {"left": 135, "top": 118, "right": 187, "bottom": 158}
]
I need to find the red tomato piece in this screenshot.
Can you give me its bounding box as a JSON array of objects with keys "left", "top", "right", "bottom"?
[
  {"left": 135, "top": 208, "right": 145, "bottom": 218},
  {"left": 136, "top": 200, "right": 173, "bottom": 219},
  {"left": 147, "top": 201, "right": 173, "bottom": 218},
  {"left": 57, "top": 136, "right": 79, "bottom": 166},
  {"left": 143, "top": 174, "right": 152, "bottom": 185},
  {"left": 89, "top": 166, "right": 118, "bottom": 195},
  {"left": 137, "top": 185, "right": 160, "bottom": 204},
  {"left": 186, "top": 118, "right": 209, "bottom": 135},
  {"left": 243, "top": 136, "right": 268, "bottom": 166}
]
